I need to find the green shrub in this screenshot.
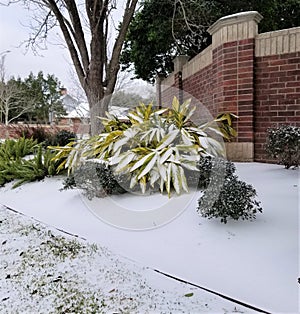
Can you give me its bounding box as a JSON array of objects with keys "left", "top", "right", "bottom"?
[
  {"left": 61, "top": 175, "right": 76, "bottom": 190},
  {"left": 51, "top": 130, "right": 77, "bottom": 146},
  {"left": 14, "top": 126, "right": 53, "bottom": 145},
  {"left": 0, "top": 137, "right": 38, "bottom": 161},
  {"left": 0, "top": 143, "right": 64, "bottom": 188},
  {"left": 9, "top": 146, "right": 63, "bottom": 188},
  {"left": 197, "top": 176, "right": 263, "bottom": 224},
  {"left": 62, "top": 161, "right": 127, "bottom": 199},
  {"left": 186, "top": 156, "right": 236, "bottom": 189},
  {"left": 266, "top": 125, "right": 300, "bottom": 169}
]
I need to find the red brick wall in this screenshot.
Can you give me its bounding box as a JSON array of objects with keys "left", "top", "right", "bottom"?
[
  {"left": 254, "top": 52, "right": 300, "bottom": 161},
  {"left": 182, "top": 64, "right": 214, "bottom": 115},
  {"left": 0, "top": 122, "right": 84, "bottom": 139},
  {"left": 161, "top": 35, "right": 300, "bottom": 162},
  {"left": 180, "top": 39, "right": 256, "bottom": 144}
]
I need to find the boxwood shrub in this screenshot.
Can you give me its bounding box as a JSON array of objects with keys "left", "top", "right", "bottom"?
[
  {"left": 197, "top": 175, "right": 263, "bottom": 224},
  {"left": 62, "top": 161, "right": 127, "bottom": 199},
  {"left": 266, "top": 125, "right": 300, "bottom": 169}
]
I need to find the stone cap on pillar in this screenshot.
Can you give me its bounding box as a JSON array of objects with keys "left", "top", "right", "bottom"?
[
  {"left": 208, "top": 11, "right": 263, "bottom": 49},
  {"left": 173, "top": 55, "right": 189, "bottom": 73}
]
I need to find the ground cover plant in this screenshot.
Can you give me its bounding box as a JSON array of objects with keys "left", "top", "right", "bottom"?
[{"left": 266, "top": 124, "right": 300, "bottom": 169}]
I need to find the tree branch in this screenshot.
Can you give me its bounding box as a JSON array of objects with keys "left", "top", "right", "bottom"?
[
  {"left": 63, "top": 0, "right": 90, "bottom": 72},
  {"left": 42, "top": 0, "right": 86, "bottom": 89},
  {"left": 106, "top": 0, "right": 138, "bottom": 94}
]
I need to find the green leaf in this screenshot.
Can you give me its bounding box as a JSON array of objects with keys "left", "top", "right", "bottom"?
[
  {"left": 156, "top": 129, "right": 179, "bottom": 150},
  {"left": 138, "top": 153, "right": 158, "bottom": 179},
  {"left": 184, "top": 293, "right": 194, "bottom": 297},
  {"left": 130, "top": 152, "right": 155, "bottom": 172}
]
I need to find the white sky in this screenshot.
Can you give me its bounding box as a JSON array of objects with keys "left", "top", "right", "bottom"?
[
  {"left": 0, "top": 2, "right": 151, "bottom": 95},
  {"left": 0, "top": 3, "right": 73, "bottom": 86}
]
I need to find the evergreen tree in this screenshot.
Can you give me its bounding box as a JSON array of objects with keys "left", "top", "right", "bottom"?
[
  {"left": 0, "top": 72, "right": 66, "bottom": 124},
  {"left": 122, "top": 0, "right": 300, "bottom": 82}
]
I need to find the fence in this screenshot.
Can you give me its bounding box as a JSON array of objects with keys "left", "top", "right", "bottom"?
[{"left": 158, "top": 11, "right": 300, "bottom": 162}]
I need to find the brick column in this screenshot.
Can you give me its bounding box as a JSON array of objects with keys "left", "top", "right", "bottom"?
[
  {"left": 173, "top": 55, "right": 189, "bottom": 104},
  {"left": 208, "top": 11, "right": 263, "bottom": 161}
]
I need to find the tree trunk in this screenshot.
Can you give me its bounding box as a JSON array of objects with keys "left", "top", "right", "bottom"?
[
  {"left": 21, "top": 0, "right": 138, "bottom": 135},
  {"left": 5, "top": 106, "right": 8, "bottom": 126}
]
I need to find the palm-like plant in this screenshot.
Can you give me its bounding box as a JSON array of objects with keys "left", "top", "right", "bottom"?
[{"left": 51, "top": 97, "right": 237, "bottom": 196}]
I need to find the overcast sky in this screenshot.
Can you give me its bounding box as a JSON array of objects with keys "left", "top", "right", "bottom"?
[
  {"left": 0, "top": 3, "right": 74, "bottom": 86},
  {"left": 0, "top": 2, "right": 152, "bottom": 96}
]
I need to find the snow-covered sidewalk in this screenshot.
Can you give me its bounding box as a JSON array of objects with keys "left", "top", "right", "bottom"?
[{"left": 0, "top": 162, "right": 299, "bottom": 313}]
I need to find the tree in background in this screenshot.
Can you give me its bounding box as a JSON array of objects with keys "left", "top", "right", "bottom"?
[
  {"left": 0, "top": 71, "right": 65, "bottom": 125},
  {"left": 110, "top": 90, "right": 156, "bottom": 109},
  {"left": 21, "top": 72, "right": 66, "bottom": 124},
  {"left": 0, "top": 79, "right": 33, "bottom": 125},
  {"left": 5, "top": 0, "right": 138, "bottom": 135},
  {"left": 121, "top": 0, "right": 300, "bottom": 82}
]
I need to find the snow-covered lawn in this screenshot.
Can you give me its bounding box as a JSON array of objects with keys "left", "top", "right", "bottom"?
[{"left": 0, "top": 162, "right": 299, "bottom": 313}]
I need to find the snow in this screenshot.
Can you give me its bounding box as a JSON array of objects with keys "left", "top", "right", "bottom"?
[{"left": 0, "top": 162, "right": 299, "bottom": 313}]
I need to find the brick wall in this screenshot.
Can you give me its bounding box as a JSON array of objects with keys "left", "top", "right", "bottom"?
[
  {"left": 254, "top": 28, "right": 300, "bottom": 161},
  {"left": 0, "top": 118, "right": 89, "bottom": 140},
  {"left": 159, "top": 11, "right": 300, "bottom": 162}
]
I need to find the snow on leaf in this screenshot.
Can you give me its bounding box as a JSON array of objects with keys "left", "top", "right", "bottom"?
[
  {"left": 160, "top": 148, "right": 174, "bottom": 164},
  {"left": 158, "top": 163, "right": 167, "bottom": 181},
  {"left": 140, "top": 176, "right": 147, "bottom": 194},
  {"left": 171, "top": 163, "right": 181, "bottom": 194},
  {"left": 130, "top": 152, "right": 155, "bottom": 172},
  {"left": 127, "top": 112, "right": 143, "bottom": 123},
  {"left": 156, "top": 129, "right": 179, "bottom": 151},
  {"left": 166, "top": 163, "right": 172, "bottom": 197},
  {"left": 179, "top": 166, "right": 189, "bottom": 193},
  {"left": 112, "top": 137, "right": 128, "bottom": 153},
  {"left": 130, "top": 175, "right": 138, "bottom": 189},
  {"left": 138, "top": 153, "right": 158, "bottom": 179},
  {"left": 181, "top": 129, "right": 194, "bottom": 146},
  {"left": 150, "top": 168, "right": 160, "bottom": 187},
  {"left": 115, "top": 152, "right": 136, "bottom": 172}
]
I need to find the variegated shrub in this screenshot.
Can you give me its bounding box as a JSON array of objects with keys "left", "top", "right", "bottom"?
[{"left": 51, "top": 97, "right": 237, "bottom": 197}]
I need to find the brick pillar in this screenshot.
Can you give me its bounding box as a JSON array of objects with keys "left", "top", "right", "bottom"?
[
  {"left": 155, "top": 74, "right": 165, "bottom": 109},
  {"left": 208, "top": 11, "right": 263, "bottom": 161},
  {"left": 173, "top": 56, "right": 189, "bottom": 104}
]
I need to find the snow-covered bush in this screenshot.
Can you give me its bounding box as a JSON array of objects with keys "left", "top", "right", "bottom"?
[
  {"left": 52, "top": 97, "right": 237, "bottom": 196},
  {"left": 266, "top": 125, "right": 300, "bottom": 169},
  {"left": 197, "top": 156, "right": 236, "bottom": 188},
  {"left": 186, "top": 156, "right": 236, "bottom": 189},
  {"left": 63, "top": 161, "right": 127, "bottom": 199},
  {"left": 197, "top": 175, "right": 263, "bottom": 224}
]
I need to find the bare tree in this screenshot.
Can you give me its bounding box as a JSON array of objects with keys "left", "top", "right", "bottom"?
[
  {"left": 4, "top": 0, "right": 138, "bottom": 134},
  {"left": 0, "top": 81, "right": 34, "bottom": 125},
  {"left": 0, "top": 51, "right": 10, "bottom": 83}
]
